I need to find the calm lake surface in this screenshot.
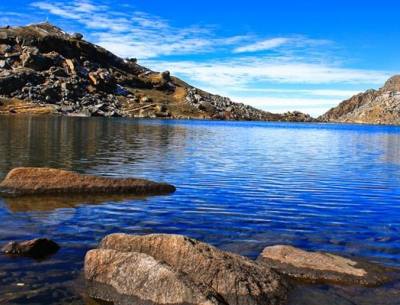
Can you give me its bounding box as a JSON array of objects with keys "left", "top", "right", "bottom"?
[{"left": 0, "top": 116, "right": 400, "bottom": 304}]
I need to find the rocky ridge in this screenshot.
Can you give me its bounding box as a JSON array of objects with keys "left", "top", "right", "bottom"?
[
  {"left": 320, "top": 75, "right": 400, "bottom": 124},
  {"left": 0, "top": 23, "right": 313, "bottom": 121}
]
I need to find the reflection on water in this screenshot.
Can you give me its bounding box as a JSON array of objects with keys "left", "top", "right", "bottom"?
[
  {"left": 3, "top": 194, "right": 148, "bottom": 213},
  {"left": 0, "top": 116, "right": 400, "bottom": 304}
]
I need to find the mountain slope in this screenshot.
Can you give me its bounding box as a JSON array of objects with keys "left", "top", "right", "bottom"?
[
  {"left": 0, "top": 23, "right": 314, "bottom": 122},
  {"left": 320, "top": 76, "right": 400, "bottom": 125}
]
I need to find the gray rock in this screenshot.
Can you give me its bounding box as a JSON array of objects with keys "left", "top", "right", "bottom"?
[
  {"left": 0, "top": 59, "right": 10, "bottom": 69},
  {"left": 0, "top": 44, "right": 12, "bottom": 54},
  {"left": 71, "top": 32, "right": 83, "bottom": 40}
]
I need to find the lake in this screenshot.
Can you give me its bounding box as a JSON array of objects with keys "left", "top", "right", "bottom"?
[{"left": 0, "top": 116, "right": 399, "bottom": 304}]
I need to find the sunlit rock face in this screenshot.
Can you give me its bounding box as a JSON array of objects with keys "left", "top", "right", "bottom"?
[{"left": 320, "top": 75, "right": 400, "bottom": 125}]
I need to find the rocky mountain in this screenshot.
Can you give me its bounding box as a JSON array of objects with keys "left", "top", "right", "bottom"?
[
  {"left": 320, "top": 75, "right": 400, "bottom": 125},
  {"left": 0, "top": 23, "right": 314, "bottom": 122}
]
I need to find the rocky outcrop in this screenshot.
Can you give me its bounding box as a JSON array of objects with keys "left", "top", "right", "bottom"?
[
  {"left": 0, "top": 167, "right": 176, "bottom": 196},
  {"left": 85, "top": 249, "right": 226, "bottom": 305},
  {"left": 0, "top": 23, "right": 313, "bottom": 122},
  {"left": 258, "top": 245, "right": 392, "bottom": 286},
  {"left": 85, "top": 233, "right": 289, "bottom": 305},
  {"left": 1, "top": 238, "right": 59, "bottom": 259},
  {"left": 185, "top": 88, "right": 316, "bottom": 122},
  {"left": 320, "top": 75, "right": 400, "bottom": 125}
]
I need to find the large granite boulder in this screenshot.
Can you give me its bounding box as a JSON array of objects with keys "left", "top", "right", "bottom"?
[
  {"left": 93, "top": 234, "right": 289, "bottom": 305},
  {"left": 258, "top": 245, "right": 392, "bottom": 286},
  {"left": 0, "top": 167, "right": 176, "bottom": 196},
  {"left": 85, "top": 249, "right": 226, "bottom": 305},
  {"left": 1, "top": 238, "right": 59, "bottom": 259}
]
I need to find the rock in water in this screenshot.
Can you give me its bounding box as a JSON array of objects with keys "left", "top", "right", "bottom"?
[
  {"left": 96, "top": 234, "right": 289, "bottom": 305},
  {"left": 85, "top": 249, "right": 226, "bottom": 305},
  {"left": 2, "top": 238, "right": 59, "bottom": 259},
  {"left": 0, "top": 167, "right": 176, "bottom": 196},
  {"left": 258, "top": 245, "right": 391, "bottom": 286}
]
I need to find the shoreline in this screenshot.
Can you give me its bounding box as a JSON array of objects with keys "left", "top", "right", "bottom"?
[{"left": 2, "top": 111, "right": 400, "bottom": 127}]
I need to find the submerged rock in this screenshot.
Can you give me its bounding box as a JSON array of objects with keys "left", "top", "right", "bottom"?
[
  {"left": 258, "top": 245, "right": 391, "bottom": 286},
  {"left": 1, "top": 238, "right": 59, "bottom": 259},
  {"left": 0, "top": 167, "right": 176, "bottom": 196},
  {"left": 94, "top": 233, "right": 289, "bottom": 305},
  {"left": 85, "top": 249, "right": 226, "bottom": 305}
]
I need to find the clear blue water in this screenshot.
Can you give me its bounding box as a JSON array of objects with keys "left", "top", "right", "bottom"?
[{"left": 0, "top": 116, "right": 399, "bottom": 304}]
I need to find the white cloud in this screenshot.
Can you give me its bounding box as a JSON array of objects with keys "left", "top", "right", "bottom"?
[
  {"left": 234, "top": 37, "right": 291, "bottom": 53},
  {"left": 228, "top": 96, "right": 342, "bottom": 116},
  {"left": 229, "top": 88, "right": 361, "bottom": 98},
  {"left": 144, "top": 58, "right": 390, "bottom": 87}
]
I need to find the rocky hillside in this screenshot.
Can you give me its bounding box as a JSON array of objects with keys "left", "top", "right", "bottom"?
[
  {"left": 0, "top": 23, "right": 314, "bottom": 121},
  {"left": 320, "top": 75, "right": 400, "bottom": 125}
]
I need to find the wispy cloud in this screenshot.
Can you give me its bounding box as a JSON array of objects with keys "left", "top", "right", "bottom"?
[
  {"left": 144, "top": 57, "right": 390, "bottom": 87},
  {"left": 234, "top": 37, "right": 291, "bottom": 53},
  {"left": 229, "top": 88, "right": 361, "bottom": 98},
  {"left": 31, "top": 0, "right": 249, "bottom": 59}
]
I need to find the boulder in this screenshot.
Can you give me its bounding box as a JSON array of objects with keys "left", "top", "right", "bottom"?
[
  {"left": 20, "top": 47, "right": 54, "bottom": 71},
  {"left": 71, "top": 33, "right": 83, "bottom": 40},
  {"left": 98, "top": 233, "right": 289, "bottom": 305},
  {"left": 199, "top": 101, "right": 216, "bottom": 113},
  {"left": 0, "top": 59, "right": 10, "bottom": 69},
  {"left": 88, "top": 68, "right": 116, "bottom": 92},
  {"left": 85, "top": 249, "right": 226, "bottom": 305},
  {"left": 258, "top": 245, "right": 391, "bottom": 286},
  {"left": 0, "top": 167, "right": 176, "bottom": 196},
  {"left": 0, "top": 44, "right": 12, "bottom": 54},
  {"left": 64, "top": 58, "right": 77, "bottom": 74},
  {"left": 160, "top": 70, "right": 171, "bottom": 81},
  {"left": 1, "top": 238, "right": 59, "bottom": 259}
]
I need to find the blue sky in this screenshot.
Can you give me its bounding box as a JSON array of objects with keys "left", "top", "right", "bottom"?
[{"left": 1, "top": 0, "right": 399, "bottom": 116}]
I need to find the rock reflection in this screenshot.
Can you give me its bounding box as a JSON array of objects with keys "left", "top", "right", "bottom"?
[
  {"left": 0, "top": 116, "right": 190, "bottom": 178},
  {"left": 3, "top": 194, "right": 147, "bottom": 213}
]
